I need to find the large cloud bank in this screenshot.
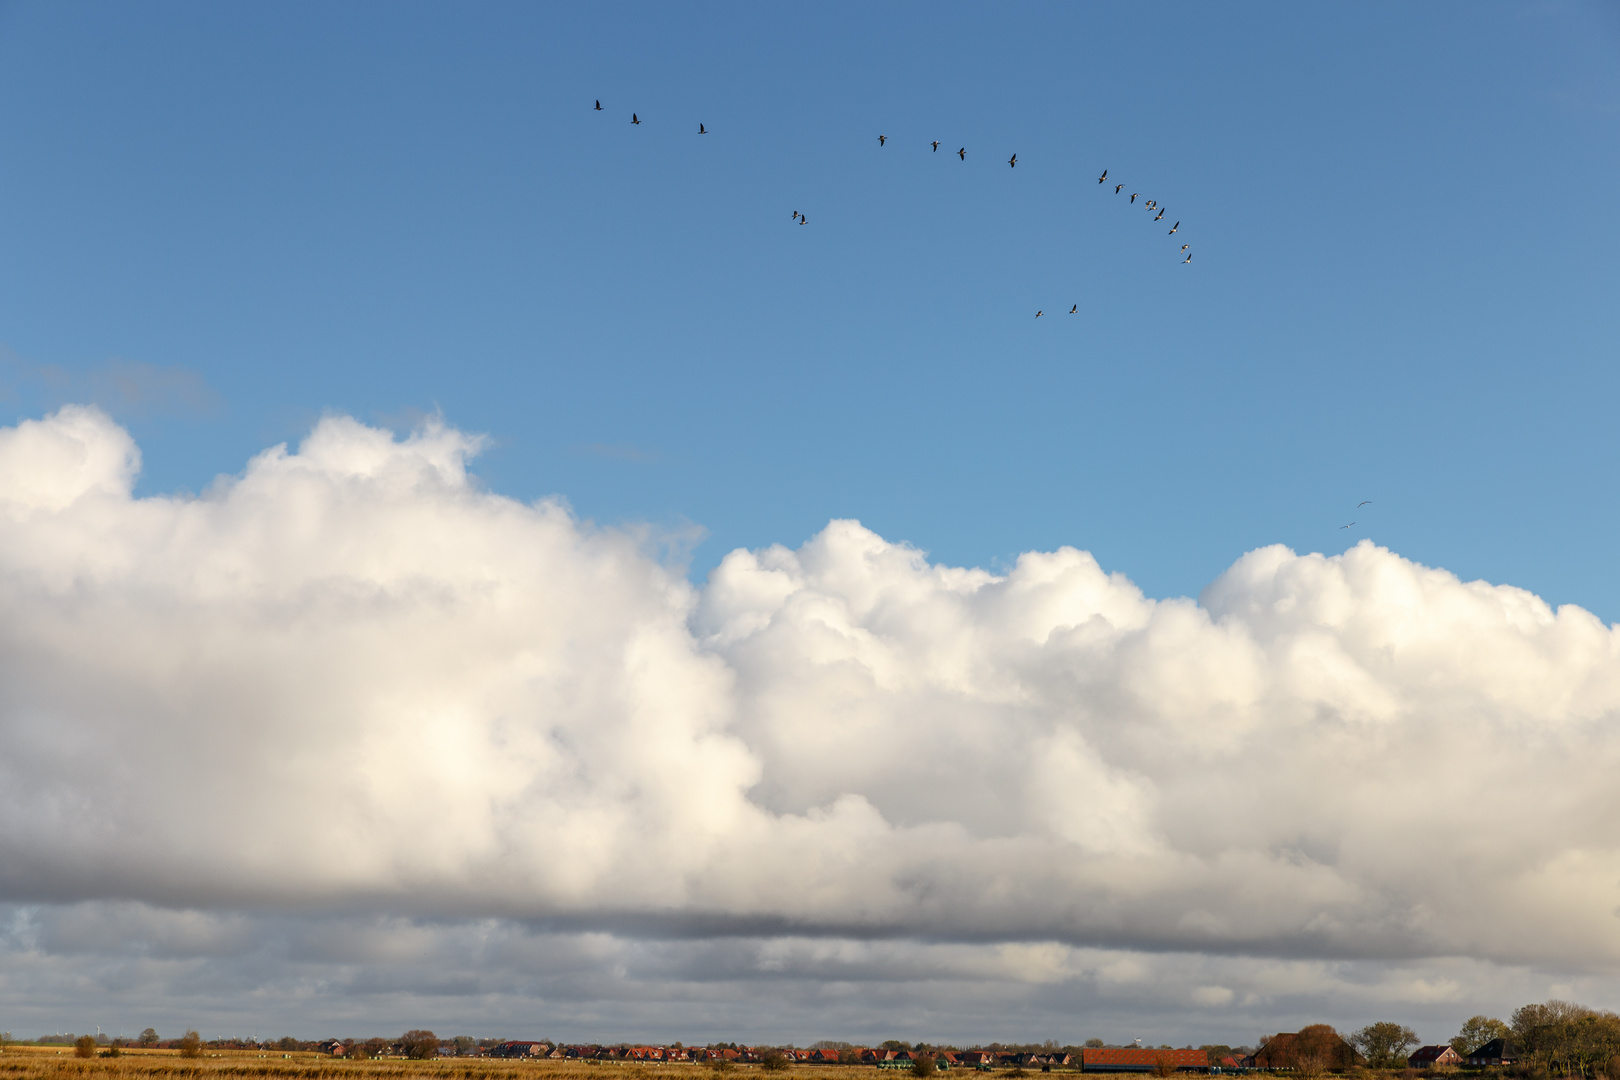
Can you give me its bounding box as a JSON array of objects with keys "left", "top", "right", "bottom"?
[{"left": 3, "top": 405, "right": 1619, "bottom": 988}]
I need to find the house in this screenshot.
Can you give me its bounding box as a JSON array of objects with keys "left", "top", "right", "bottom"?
[
  {"left": 316, "top": 1041, "right": 346, "bottom": 1057},
  {"left": 488, "top": 1042, "right": 548, "bottom": 1059},
  {"left": 1081, "top": 1049, "right": 1209, "bottom": 1073},
  {"left": 1250, "top": 1028, "right": 1362, "bottom": 1072},
  {"left": 1466, "top": 1040, "right": 1520, "bottom": 1068},
  {"left": 1408, "top": 1047, "right": 1462, "bottom": 1069}
]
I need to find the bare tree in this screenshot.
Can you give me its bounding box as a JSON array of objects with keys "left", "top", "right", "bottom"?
[{"left": 178, "top": 1031, "right": 203, "bottom": 1059}]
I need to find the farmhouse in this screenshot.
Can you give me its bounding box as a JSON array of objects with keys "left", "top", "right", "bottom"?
[
  {"left": 1466, "top": 1040, "right": 1520, "bottom": 1067},
  {"left": 1408, "top": 1046, "right": 1462, "bottom": 1068}
]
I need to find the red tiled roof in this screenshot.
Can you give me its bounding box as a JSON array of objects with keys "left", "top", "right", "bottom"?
[{"left": 1082, "top": 1049, "right": 1209, "bottom": 1068}]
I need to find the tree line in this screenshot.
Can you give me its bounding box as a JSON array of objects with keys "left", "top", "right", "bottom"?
[{"left": 8, "top": 999, "right": 1619, "bottom": 1076}]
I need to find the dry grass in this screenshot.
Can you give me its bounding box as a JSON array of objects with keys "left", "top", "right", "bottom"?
[{"left": 0, "top": 1054, "right": 962, "bottom": 1080}]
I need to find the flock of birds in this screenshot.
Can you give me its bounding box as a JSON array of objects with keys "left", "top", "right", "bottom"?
[
  {"left": 595, "top": 102, "right": 1370, "bottom": 539},
  {"left": 594, "top": 100, "right": 1194, "bottom": 318}
]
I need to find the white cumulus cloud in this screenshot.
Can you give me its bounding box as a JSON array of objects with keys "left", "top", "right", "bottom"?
[{"left": 2, "top": 404, "right": 1619, "bottom": 1018}]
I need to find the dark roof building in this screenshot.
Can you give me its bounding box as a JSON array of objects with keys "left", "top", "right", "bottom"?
[
  {"left": 1466, "top": 1040, "right": 1520, "bottom": 1067},
  {"left": 1251, "top": 1028, "right": 1362, "bottom": 1072}
]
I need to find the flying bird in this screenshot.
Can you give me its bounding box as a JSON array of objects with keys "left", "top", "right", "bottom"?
[
  {"left": 1168, "top": 222, "right": 1179, "bottom": 234},
  {"left": 1130, "top": 192, "right": 1138, "bottom": 203},
  {"left": 1035, "top": 310, "right": 1044, "bottom": 318},
  {"left": 1358, "top": 500, "right": 1372, "bottom": 508},
  {"left": 1068, "top": 305, "right": 1078, "bottom": 314},
  {"left": 1145, "top": 200, "right": 1156, "bottom": 210},
  {"left": 699, "top": 123, "right": 708, "bottom": 134},
  {"left": 631, "top": 113, "right": 641, "bottom": 125},
  {"left": 1183, "top": 252, "right": 1192, "bottom": 263},
  {"left": 800, "top": 216, "right": 807, "bottom": 225},
  {"left": 878, "top": 134, "right": 887, "bottom": 146},
  {"left": 932, "top": 140, "right": 939, "bottom": 152},
  {"left": 1154, "top": 208, "right": 1165, "bottom": 221},
  {"left": 1341, "top": 522, "right": 1355, "bottom": 529},
  {"left": 792, "top": 211, "right": 798, "bottom": 219},
  {"left": 1180, "top": 244, "right": 1189, "bottom": 252},
  {"left": 958, "top": 147, "right": 966, "bottom": 160},
  {"left": 1115, "top": 184, "right": 1124, "bottom": 194},
  {"left": 1098, "top": 170, "right": 1107, "bottom": 183},
  {"left": 1008, "top": 153, "right": 1017, "bottom": 167},
  {"left": 594, "top": 100, "right": 603, "bottom": 111}
]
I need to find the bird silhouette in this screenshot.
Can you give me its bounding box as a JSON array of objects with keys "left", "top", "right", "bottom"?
[
  {"left": 1115, "top": 184, "right": 1124, "bottom": 194},
  {"left": 792, "top": 211, "right": 798, "bottom": 219},
  {"left": 1008, "top": 153, "right": 1017, "bottom": 168},
  {"left": 1154, "top": 208, "right": 1165, "bottom": 221},
  {"left": 1180, "top": 244, "right": 1189, "bottom": 252},
  {"left": 1130, "top": 192, "right": 1138, "bottom": 203},
  {"left": 958, "top": 147, "right": 966, "bottom": 160},
  {"left": 878, "top": 134, "right": 887, "bottom": 146},
  {"left": 594, "top": 100, "right": 603, "bottom": 111},
  {"left": 699, "top": 123, "right": 707, "bottom": 134},
  {"left": 1035, "top": 310, "right": 1044, "bottom": 318},
  {"left": 1183, "top": 252, "right": 1192, "bottom": 263},
  {"left": 932, "top": 140, "right": 940, "bottom": 152},
  {"left": 1358, "top": 500, "right": 1372, "bottom": 508},
  {"left": 1098, "top": 170, "right": 1107, "bottom": 183},
  {"left": 1168, "top": 222, "right": 1179, "bottom": 235},
  {"left": 800, "top": 216, "right": 807, "bottom": 225},
  {"left": 1068, "top": 305, "right": 1078, "bottom": 314},
  {"left": 1145, "top": 200, "right": 1156, "bottom": 210},
  {"left": 1341, "top": 522, "right": 1355, "bottom": 529},
  {"left": 631, "top": 113, "right": 641, "bottom": 125}
]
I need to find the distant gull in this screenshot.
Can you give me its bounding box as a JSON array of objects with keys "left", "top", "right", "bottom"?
[{"left": 1358, "top": 500, "right": 1372, "bottom": 508}]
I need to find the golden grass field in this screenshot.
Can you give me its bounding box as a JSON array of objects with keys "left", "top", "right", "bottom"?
[{"left": 0, "top": 1050, "right": 988, "bottom": 1080}]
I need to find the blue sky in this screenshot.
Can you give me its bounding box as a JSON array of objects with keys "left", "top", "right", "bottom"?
[
  {"left": 4, "top": 1, "right": 1618, "bottom": 616},
  {"left": 5, "top": 2, "right": 1620, "bottom": 1045}
]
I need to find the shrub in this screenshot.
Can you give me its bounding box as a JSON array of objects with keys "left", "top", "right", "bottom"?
[
  {"left": 761, "top": 1050, "right": 790, "bottom": 1072},
  {"left": 178, "top": 1031, "right": 203, "bottom": 1059},
  {"left": 74, "top": 1036, "right": 97, "bottom": 1059},
  {"left": 913, "top": 1056, "right": 937, "bottom": 1077}
]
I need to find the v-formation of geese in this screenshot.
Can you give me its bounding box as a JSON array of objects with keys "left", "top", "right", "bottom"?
[{"left": 594, "top": 100, "right": 1194, "bottom": 316}]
